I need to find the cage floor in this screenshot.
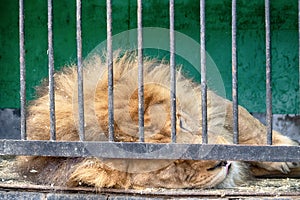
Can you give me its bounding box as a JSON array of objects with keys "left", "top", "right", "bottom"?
[{"left": 1, "top": 156, "right": 300, "bottom": 199}]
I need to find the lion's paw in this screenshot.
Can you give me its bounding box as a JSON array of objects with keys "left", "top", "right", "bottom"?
[{"left": 259, "top": 161, "right": 300, "bottom": 174}]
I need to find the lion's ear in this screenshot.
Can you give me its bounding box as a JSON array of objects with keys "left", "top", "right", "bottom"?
[
  {"left": 178, "top": 114, "right": 193, "bottom": 133},
  {"left": 128, "top": 83, "right": 170, "bottom": 121}
]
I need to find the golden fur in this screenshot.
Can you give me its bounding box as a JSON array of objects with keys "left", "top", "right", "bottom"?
[{"left": 17, "top": 52, "right": 299, "bottom": 189}]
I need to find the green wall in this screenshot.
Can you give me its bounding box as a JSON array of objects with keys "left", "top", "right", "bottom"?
[{"left": 0, "top": 0, "right": 299, "bottom": 113}]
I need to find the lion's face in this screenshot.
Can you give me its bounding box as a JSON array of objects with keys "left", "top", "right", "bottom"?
[
  {"left": 187, "top": 160, "right": 233, "bottom": 188},
  {"left": 124, "top": 159, "right": 236, "bottom": 189}
]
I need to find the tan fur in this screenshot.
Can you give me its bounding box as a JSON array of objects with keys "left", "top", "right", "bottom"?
[{"left": 17, "top": 52, "right": 299, "bottom": 189}]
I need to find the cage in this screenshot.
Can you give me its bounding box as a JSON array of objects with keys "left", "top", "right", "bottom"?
[{"left": 0, "top": 0, "right": 300, "bottom": 199}]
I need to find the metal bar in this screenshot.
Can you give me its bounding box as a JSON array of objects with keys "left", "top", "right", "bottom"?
[
  {"left": 265, "top": 0, "right": 272, "bottom": 145},
  {"left": 19, "top": 0, "right": 26, "bottom": 140},
  {"left": 170, "top": 0, "right": 176, "bottom": 143},
  {"left": 200, "top": 0, "right": 207, "bottom": 144},
  {"left": 137, "top": 0, "right": 144, "bottom": 142},
  {"left": 1, "top": 140, "right": 300, "bottom": 162},
  {"left": 107, "top": 0, "right": 114, "bottom": 142},
  {"left": 232, "top": 0, "right": 238, "bottom": 144},
  {"left": 48, "top": 0, "right": 56, "bottom": 141},
  {"left": 76, "top": 0, "right": 85, "bottom": 141},
  {"left": 1, "top": 186, "right": 300, "bottom": 198},
  {"left": 299, "top": 0, "right": 300, "bottom": 114}
]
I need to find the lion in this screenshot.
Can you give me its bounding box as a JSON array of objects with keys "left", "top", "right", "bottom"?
[{"left": 17, "top": 52, "right": 299, "bottom": 189}]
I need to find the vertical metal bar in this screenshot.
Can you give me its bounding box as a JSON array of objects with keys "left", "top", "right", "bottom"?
[
  {"left": 265, "top": 0, "right": 272, "bottom": 145},
  {"left": 76, "top": 0, "right": 85, "bottom": 141},
  {"left": 107, "top": 0, "right": 114, "bottom": 142},
  {"left": 170, "top": 0, "right": 176, "bottom": 143},
  {"left": 298, "top": 0, "right": 300, "bottom": 114},
  {"left": 48, "top": 0, "right": 56, "bottom": 140},
  {"left": 232, "top": 0, "right": 238, "bottom": 144},
  {"left": 200, "top": 0, "right": 208, "bottom": 144},
  {"left": 137, "top": 0, "right": 144, "bottom": 142},
  {"left": 19, "top": 0, "right": 26, "bottom": 140}
]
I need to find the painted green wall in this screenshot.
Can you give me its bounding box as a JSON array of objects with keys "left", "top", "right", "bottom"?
[{"left": 0, "top": 0, "right": 299, "bottom": 113}]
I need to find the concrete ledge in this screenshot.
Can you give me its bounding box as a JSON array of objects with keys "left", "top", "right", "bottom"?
[{"left": 1, "top": 182, "right": 300, "bottom": 199}]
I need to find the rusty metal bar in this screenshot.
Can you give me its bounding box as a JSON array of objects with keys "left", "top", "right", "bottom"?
[
  {"left": 76, "top": 0, "right": 85, "bottom": 141},
  {"left": 107, "top": 0, "right": 114, "bottom": 142},
  {"left": 200, "top": 0, "right": 208, "bottom": 144},
  {"left": 137, "top": 0, "right": 144, "bottom": 142},
  {"left": 170, "top": 0, "right": 176, "bottom": 143},
  {"left": 265, "top": 0, "right": 272, "bottom": 145},
  {"left": 232, "top": 0, "right": 238, "bottom": 144},
  {"left": 19, "top": 0, "right": 26, "bottom": 140},
  {"left": 48, "top": 0, "right": 56, "bottom": 141}
]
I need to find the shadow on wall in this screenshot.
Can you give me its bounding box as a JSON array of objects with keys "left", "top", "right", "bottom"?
[
  {"left": 0, "top": 109, "right": 20, "bottom": 139},
  {"left": 252, "top": 113, "right": 300, "bottom": 144},
  {"left": 0, "top": 109, "right": 299, "bottom": 143}
]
